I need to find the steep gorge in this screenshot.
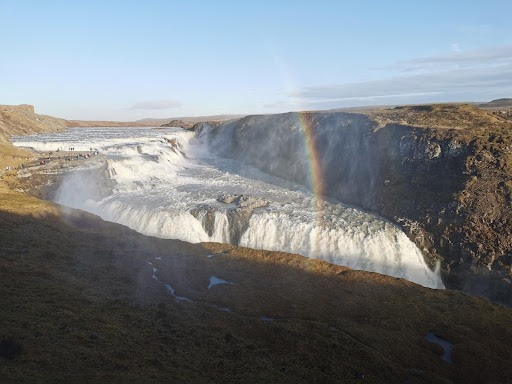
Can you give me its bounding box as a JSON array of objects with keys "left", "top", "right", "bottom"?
[{"left": 195, "top": 105, "right": 512, "bottom": 304}]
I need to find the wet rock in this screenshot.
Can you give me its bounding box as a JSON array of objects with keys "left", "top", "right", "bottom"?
[
  {"left": 217, "top": 194, "right": 239, "bottom": 204},
  {"left": 217, "top": 195, "right": 269, "bottom": 244},
  {"left": 164, "top": 137, "right": 186, "bottom": 157},
  {"left": 189, "top": 205, "right": 217, "bottom": 237},
  {"left": 217, "top": 194, "right": 269, "bottom": 210},
  {"left": 237, "top": 195, "right": 269, "bottom": 210}
]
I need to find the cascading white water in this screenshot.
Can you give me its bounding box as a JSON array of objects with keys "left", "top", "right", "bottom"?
[
  {"left": 11, "top": 126, "right": 444, "bottom": 289},
  {"left": 211, "top": 211, "right": 231, "bottom": 243},
  {"left": 240, "top": 212, "right": 436, "bottom": 287}
]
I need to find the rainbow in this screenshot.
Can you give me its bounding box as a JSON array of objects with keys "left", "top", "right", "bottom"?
[
  {"left": 297, "top": 112, "right": 326, "bottom": 258},
  {"left": 298, "top": 112, "right": 324, "bottom": 208},
  {"left": 272, "top": 52, "right": 326, "bottom": 244}
]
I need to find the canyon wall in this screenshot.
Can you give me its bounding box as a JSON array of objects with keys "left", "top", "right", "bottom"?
[{"left": 195, "top": 105, "right": 512, "bottom": 304}]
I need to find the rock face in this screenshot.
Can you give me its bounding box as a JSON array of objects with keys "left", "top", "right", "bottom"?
[
  {"left": 195, "top": 104, "right": 512, "bottom": 304},
  {"left": 189, "top": 205, "right": 217, "bottom": 237},
  {"left": 190, "top": 195, "right": 269, "bottom": 244},
  {"left": 0, "top": 104, "right": 69, "bottom": 171},
  {"left": 159, "top": 120, "right": 193, "bottom": 129},
  {"left": 0, "top": 104, "right": 68, "bottom": 144},
  {"left": 217, "top": 194, "right": 269, "bottom": 210},
  {"left": 4, "top": 153, "right": 113, "bottom": 202}
]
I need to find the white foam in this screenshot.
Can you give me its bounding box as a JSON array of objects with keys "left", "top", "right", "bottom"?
[{"left": 240, "top": 212, "right": 442, "bottom": 289}]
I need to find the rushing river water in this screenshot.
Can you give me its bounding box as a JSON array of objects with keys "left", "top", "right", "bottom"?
[{"left": 12, "top": 126, "right": 444, "bottom": 288}]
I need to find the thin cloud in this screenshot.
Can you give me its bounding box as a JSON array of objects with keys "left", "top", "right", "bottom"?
[
  {"left": 295, "top": 46, "right": 512, "bottom": 104},
  {"left": 450, "top": 43, "right": 462, "bottom": 53},
  {"left": 129, "top": 100, "right": 182, "bottom": 110},
  {"left": 379, "top": 45, "right": 512, "bottom": 73},
  {"left": 403, "top": 45, "right": 512, "bottom": 66}
]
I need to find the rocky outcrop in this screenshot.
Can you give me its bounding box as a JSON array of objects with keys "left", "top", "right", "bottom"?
[
  {"left": 190, "top": 194, "right": 269, "bottom": 244},
  {"left": 195, "top": 104, "right": 512, "bottom": 304},
  {"left": 189, "top": 205, "right": 217, "bottom": 237},
  {"left": 0, "top": 104, "right": 68, "bottom": 144},
  {"left": 159, "top": 120, "right": 193, "bottom": 129},
  {"left": 217, "top": 194, "right": 269, "bottom": 210},
  {"left": 164, "top": 137, "right": 187, "bottom": 157},
  {"left": 3, "top": 152, "right": 113, "bottom": 202}
]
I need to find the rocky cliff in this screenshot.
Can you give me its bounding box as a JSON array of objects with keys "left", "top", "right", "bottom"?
[
  {"left": 0, "top": 104, "right": 68, "bottom": 143},
  {"left": 195, "top": 104, "right": 512, "bottom": 304},
  {"left": 0, "top": 105, "right": 69, "bottom": 171}
]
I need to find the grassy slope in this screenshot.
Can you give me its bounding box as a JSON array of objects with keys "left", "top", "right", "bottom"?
[{"left": 1, "top": 185, "right": 512, "bottom": 383}]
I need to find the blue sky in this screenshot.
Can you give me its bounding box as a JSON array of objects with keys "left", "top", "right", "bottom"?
[{"left": 1, "top": 0, "right": 512, "bottom": 120}]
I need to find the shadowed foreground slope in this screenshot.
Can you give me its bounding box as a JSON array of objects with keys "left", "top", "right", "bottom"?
[{"left": 1, "top": 184, "right": 512, "bottom": 383}]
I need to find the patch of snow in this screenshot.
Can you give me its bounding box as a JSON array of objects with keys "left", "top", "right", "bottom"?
[
  {"left": 208, "top": 276, "right": 235, "bottom": 289},
  {"left": 425, "top": 332, "right": 453, "bottom": 363}
]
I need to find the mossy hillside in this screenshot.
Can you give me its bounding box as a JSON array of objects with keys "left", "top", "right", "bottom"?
[{"left": 1, "top": 185, "right": 512, "bottom": 383}]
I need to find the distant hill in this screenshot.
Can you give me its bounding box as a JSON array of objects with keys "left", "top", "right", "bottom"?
[
  {"left": 67, "top": 120, "right": 155, "bottom": 127},
  {"left": 69, "top": 114, "right": 246, "bottom": 128},
  {"left": 136, "top": 114, "right": 246, "bottom": 126},
  {"left": 478, "top": 98, "right": 512, "bottom": 109}
]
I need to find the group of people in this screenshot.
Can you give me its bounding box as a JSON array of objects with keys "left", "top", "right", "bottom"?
[
  {"left": 64, "top": 151, "right": 99, "bottom": 161},
  {"left": 3, "top": 148, "right": 101, "bottom": 171}
]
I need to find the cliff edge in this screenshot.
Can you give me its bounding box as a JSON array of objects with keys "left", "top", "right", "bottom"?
[{"left": 195, "top": 104, "right": 512, "bottom": 304}]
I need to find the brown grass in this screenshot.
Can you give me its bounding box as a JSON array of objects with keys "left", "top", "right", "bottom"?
[{"left": 0, "top": 185, "right": 511, "bottom": 383}]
